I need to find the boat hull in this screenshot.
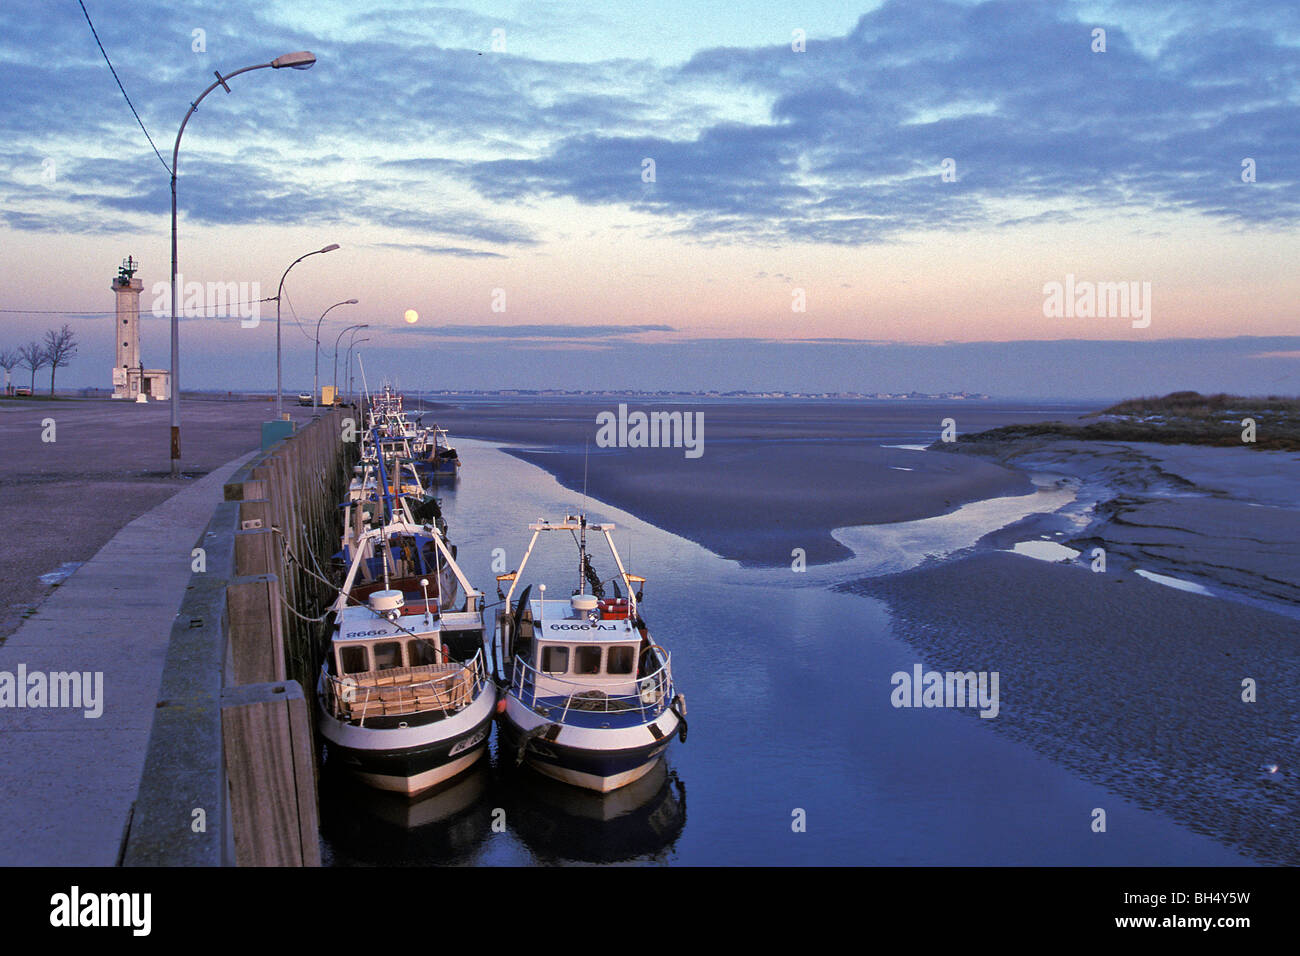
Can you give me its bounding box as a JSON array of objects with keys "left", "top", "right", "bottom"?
[
  {"left": 318, "top": 685, "right": 495, "bottom": 796},
  {"left": 422, "top": 460, "right": 459, "bottom": 482},
  {"left": 499, "top": 698, "right": 678, "bottom": 794}
]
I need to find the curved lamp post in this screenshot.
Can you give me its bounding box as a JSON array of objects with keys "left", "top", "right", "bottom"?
[
  {"left": 169, "top": 50, "right": 317, "bottom": 476},
  {"left": 275, "top": 243, "right": 339, "bottom": 419},
  {"left": 314, "top": 300, "right": 358, "bottom": 409},
  {"left": 333, "top": 322, "right": 367, "bottom": 403}
]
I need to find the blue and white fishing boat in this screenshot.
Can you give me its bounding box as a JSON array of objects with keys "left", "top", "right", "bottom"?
[
  {"left": 337, "top": 437, "right": 456, "bottom": 608},
  {"left": 495, "top": 515, "right": 687, "bottom": 793},
  {"left": 410, "top": 423, "right": 460, "bottom": 482},
  {"left": 317, "top": 513, "right": 494, "bottom": 796},
  {"left": 367, "top": 384, "right": 460, "bottom": 482}
]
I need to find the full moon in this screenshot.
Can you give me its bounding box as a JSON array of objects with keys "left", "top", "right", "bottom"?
[{"left": 403, "top": 309, "right": 419, "bottom": 324}]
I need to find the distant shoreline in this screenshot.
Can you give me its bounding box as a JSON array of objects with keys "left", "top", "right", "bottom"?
[
  {"left": 941, "top": 391, "right": 1300, "bottom": 452},
  {"left": 17, "top": 387, "right": 1101, "bottom": 404}
]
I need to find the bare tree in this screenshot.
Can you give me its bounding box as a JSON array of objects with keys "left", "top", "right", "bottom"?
[
  {"left": 44, "top": 324, "right": 79, "bottom": 396},
  {"left": 18, "top": 341, "right": 50, "bottom": 392},
  {"left": 0, "top": 348, "right": 17, "bottom": 396}
]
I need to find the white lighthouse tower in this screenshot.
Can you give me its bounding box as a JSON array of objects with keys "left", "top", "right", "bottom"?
[{"left": 110, "top": 257, "right": 170, "bottom": 400}]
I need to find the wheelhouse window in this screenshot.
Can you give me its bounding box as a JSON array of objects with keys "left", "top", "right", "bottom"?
[
  {"left": 340, "top": 645, "right": 369, "bottom": 675},
  {"left": 574, "top": 645, "right": 602, "bottom": 675},
  {"left": 372, "top": 641, "right": 403, "bottom": 670},
  {"left": 408, "top": 638, "right": 440, "bottom": 666},
  {"left": 607, "top": 645, "right": 635, "bottom": 675},
  {"left": 541, "top": 645, "right": 569, "bottom": 674}
]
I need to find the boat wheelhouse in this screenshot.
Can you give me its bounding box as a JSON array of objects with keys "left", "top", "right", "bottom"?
[
  {"left": 368, "top": 384, "right": 404, "bottom": 422},
  {"left": 495, "top": 515, "right": 686, "bottom": 793},
  {"left": 317, "top": 521, "right": 494, "bottom": 795}
]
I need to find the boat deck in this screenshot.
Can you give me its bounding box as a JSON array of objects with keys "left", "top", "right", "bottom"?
[
  {"left": 525, "top": 694, "right": 660, "bottom": 729},
  {"left": 335, "top": 663, "right": 475, "bottom": 720}
]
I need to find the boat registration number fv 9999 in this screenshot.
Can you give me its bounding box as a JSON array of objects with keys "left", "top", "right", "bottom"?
[
  {"left": 449, "top": 727, "right": 489, "bottom": 757},
  {"left": 344, "top": 628, "right": 393, "bottom": 639}
]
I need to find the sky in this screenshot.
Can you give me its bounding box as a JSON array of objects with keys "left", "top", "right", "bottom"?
[{"left": 0, "top": 0, "right": 1297, "bottom": 398}]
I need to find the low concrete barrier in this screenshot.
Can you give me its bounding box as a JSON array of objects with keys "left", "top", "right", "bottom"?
[{"left": 122, "top": 409, "right": 356, "bottom": 866}]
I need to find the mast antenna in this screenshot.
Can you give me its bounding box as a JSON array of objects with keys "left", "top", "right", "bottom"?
[{"left": 581, "top": 438, "right": 589, "bottom": 515}]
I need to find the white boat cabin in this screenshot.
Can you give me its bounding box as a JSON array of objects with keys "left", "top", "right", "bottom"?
[
  {"left": 325, "top": 593, "right": 475, "bottom": 720},
  {"left": 332, "top": 597, "right": 451, "bottom": 679},
  {"left": 525, "top": 594, "right": 644, "bottom": 699}
]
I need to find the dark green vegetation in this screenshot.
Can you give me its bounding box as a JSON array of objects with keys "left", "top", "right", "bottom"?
[{"left": 947, "top": 392, "right": 1300, "bottom": 451}]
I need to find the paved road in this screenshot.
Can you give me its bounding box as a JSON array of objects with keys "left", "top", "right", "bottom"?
[{"left": 0, "top": 397, "right": 316, "bottom": 641}]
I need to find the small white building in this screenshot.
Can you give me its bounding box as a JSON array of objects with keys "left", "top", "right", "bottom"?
[{"left": 111, "top": 257, "right": 170, "bottom": 401}]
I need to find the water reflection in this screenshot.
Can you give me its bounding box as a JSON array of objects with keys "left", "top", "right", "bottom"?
[
  {"left": 319, "top": 761, "right": 494, "bottom": 865},
  {"left": 502, "top": 758, "right": 686, "bottom": 864}
]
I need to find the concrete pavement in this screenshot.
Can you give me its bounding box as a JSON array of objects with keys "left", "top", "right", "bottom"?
[{"left": 0, "top": 449, "right": 256, "bottom": 866}]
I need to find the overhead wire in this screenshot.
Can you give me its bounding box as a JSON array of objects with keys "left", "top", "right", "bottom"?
[
  {"left": 0, "top": 296, "right": 278, "bottom": 317},
  {"left": 76, "top": 0, "right": 171, "bottom": 175},
  {"left": 281, "top": 287, "right": 317, "bottom": 343}
]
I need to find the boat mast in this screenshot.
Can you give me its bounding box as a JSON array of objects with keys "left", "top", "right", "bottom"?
[
  {"left": 371, "top": 432, "right": 398, "bottom": 593},
  {"left": 577, "top": 513, "right": 587, "bottom": 596}
]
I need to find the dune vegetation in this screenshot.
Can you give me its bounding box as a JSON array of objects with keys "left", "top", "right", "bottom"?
[{"left": 950, "top": 392, "right": 1300, "bottom": 451}]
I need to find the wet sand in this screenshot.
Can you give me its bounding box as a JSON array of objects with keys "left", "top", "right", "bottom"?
[
  {"left": 510, "top": 443, "right": 1031, "bottom": 566},
  {"left": 0, "top": 396, "right": 318, "bottom": 641},
  {"left": 425, "top": 399, "right": 1093, "bottom": 566},
  {"left": 839, "top": 551, "right": 1300, "bottom": 865},
  {"left": 941, "top": 437, "right": 1300, "bottom": 610},
  {"left": 841, "top": 433, "right": 1300, "bottom": 864}
]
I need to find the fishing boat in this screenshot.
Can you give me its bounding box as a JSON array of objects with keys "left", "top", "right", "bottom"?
[
  {"left": 367, "top": 384, "right": 460, "bottom": 482},
  {"left": 337, "top": 444, "right": 455, "bottom": 608},
  {"left": 368, "top": 383, "right": 405, "bottom": 423},
  {"left": 495, "top": 515, "right": 687, "bottom": 793},
  {"left": 317, "top": 518, "right": 494, "bottom": 795},
  {"left": 410, "top": 423, "right": 460, "bottom": 481}
]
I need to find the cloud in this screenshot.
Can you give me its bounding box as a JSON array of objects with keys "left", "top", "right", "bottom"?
[
  {"left": 1, "top": 0, "right": 1298, "bottom": 251},
  {"left": 458, "top": 0, "right": 1300, "bottom": 242},
  {"left": 372, "top": 242, "right": 507, "bottom": 259},
  {"left": 396, "top": 322, "right": 674, "bottom": 339}
]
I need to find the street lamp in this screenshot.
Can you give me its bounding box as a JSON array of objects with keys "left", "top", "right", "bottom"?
[
  {"left": 169, "top": 51, "right": 317, "bottom": 476},
  {"left": 314, "top": 299, "right": 358, "bottom": 409},
  {"left": 275, "top": 243, "right": 339, "bottom": 419},
  {"left": 334, "top": 323, "right": 367, "bottom": 402},
  {"left": 347, "top": 337, "right": 370, "bottom": 406}
]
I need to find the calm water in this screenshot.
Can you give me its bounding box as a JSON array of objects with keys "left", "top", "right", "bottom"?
[{"left": 320, "top": 418, "right": 1250, "bottom": 866}]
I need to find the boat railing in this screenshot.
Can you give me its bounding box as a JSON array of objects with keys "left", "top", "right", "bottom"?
[
  {"left": 322, "top": 649, "right": 487, "bottom": 725},
  {"left": 509, "top": 650, "right": 675, "bottom": 725}
]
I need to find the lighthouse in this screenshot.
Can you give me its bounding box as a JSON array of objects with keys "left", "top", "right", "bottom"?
[{"left": 110, "top": 257, "right": 170, "bottom": 400}]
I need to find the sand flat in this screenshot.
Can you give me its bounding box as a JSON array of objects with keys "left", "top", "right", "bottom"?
[
  {"left": 839, "top": 551, "right": 1300, "bottom": 864},
  {"left": 510, "top": 442, "right": 1032, "bottom": 566},
  {"left": 941, "top": 436, "right": 1300, "bottom": 610},
  {"left": 846, "top": 432, "right": 1300, "bottom": 864},
  {"left": 426, "top": 399, "right": 1089, "bottom": 566}
]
